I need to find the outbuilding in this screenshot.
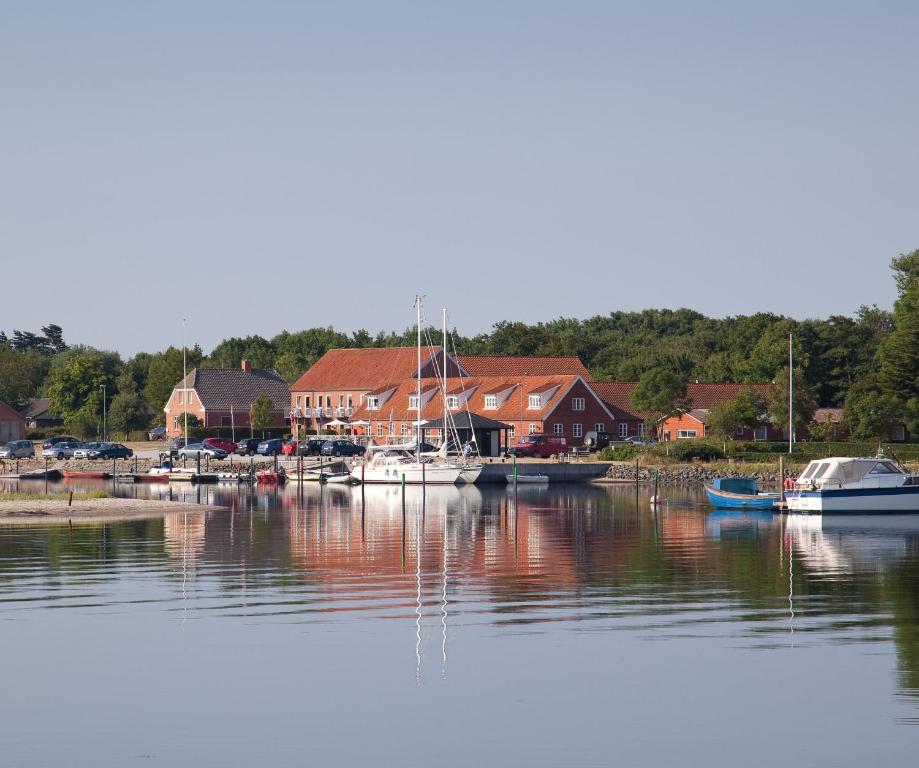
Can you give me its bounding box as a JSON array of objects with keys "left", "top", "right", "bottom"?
[{"left": 0, "top": 401, "right": 26, "bottom": 443}]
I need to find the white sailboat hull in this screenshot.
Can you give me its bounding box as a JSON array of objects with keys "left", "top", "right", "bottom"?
[{"left": 351, "top": 463, "right": 462, "bottom": 484}]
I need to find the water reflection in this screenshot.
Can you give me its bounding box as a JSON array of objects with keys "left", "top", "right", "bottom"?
[{"left": 2, "top": 482, "right": 919, "bottom": 764}]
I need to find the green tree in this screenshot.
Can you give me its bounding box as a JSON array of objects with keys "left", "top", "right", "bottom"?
[
  {"left": 705, "top": 386, "right": 767, "bottom": 448},
  {"left": 108, "top": 392, "right": 152, "bottom": 438},
  {"left": 768, "top": 366, "right": 816, "bottom": 437},
  {"left": 180, "top": 414, "right": 202, "bottom": 437},
  {"left": 629, "top": 367, "right": 687, "bottom": 440},
  {"left": 143, "top": 346, "right": 204, "bottom": 412},
  {"left": 250, "top": 395, "right": 273, "bottom": 436},
  {"left": 0, "top": 347, "right": 49, "bottom": 409},
  {"left": 65, "top": 411, "right": 101, "bottom": 441},
  {"left": 891, "top": 248, "right": 919, "bottom": 293},
  {"left": 46, "top": 351, "right": 122, "bottom": 425},
  {"left": 844, "top": 382, "right": 900, "bottom": 442}
]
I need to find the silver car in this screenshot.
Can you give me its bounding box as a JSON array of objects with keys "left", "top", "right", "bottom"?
[
  {"left": 42, "top": 441, "right": 84, "bottom": 459},
  {"left": 177, "top": 443, "right": 228, "bottom": 460},
  {"left": 0, "top": 440, "right": 35, "bottom": 459}
]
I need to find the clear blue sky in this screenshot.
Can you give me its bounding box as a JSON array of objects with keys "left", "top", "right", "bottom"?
[{"left": 2, "top": 1, "right": 917, "bottom": 356}]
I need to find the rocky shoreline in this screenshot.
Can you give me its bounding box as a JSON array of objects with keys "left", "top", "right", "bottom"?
[{"left": 602, "top": 463, "right": 784, "bottom": 486}]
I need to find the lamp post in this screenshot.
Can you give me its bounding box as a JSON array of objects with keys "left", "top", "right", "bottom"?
[{"left": 100, "top": 384, "right": 107, "bottom": 441}]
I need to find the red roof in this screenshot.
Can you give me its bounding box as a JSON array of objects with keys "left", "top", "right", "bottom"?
[
  {"left": 591, "top": 381, "right": 773, "bottom": 421},
  {"left": 0, "top": 401, "right": 26, "bottom": 423},
  {"left": 291, "top": 347, "right": 442, "bottom": 392},
  {"left": 457, "top": 355, "right": 591, "bottom": 379}
]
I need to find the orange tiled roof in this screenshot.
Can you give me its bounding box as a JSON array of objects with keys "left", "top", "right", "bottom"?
[
  {"left": 291, "top": 347, "right": 442, "bottom": 392},
  {"left": 457, "top": 355, "right": 591, "bottom": 379}
]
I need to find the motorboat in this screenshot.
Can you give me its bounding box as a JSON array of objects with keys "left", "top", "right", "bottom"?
[
  {"left": 704, "top": 477, "right": 780, "bottom": 510},
  {"left": 786, "top": 456, "right": 919, "bottom": 513}
]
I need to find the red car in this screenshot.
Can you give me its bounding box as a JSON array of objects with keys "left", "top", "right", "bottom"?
[
  {"left": 281, "top": 440, "right": 298, "bottom": 456},
  {"left": 203, "top": 437, "right": 237, "bottom": 454}
]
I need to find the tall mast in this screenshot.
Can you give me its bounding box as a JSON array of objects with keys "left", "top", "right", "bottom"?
[
  {"left": 182, "top": 318, "right": 188, "bottom": 443},
  {"left": 788, "top": 332, "right": 793, "bottom": 454},
  {"left": 443, "top": 307, "right": 448, "bottom": 445},
  {"left": 416, "top": 295, "right": 422, "bottom": 461}
]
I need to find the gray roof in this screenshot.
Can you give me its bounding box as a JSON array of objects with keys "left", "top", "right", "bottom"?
[
  {"left": 177, "top": 368, "right": 290, "bottom": 410},
  {"left": 423, "top": 412, "right": 512, "bottom": 430},
  {"left": 21, "top": 398, "right": 53, "bottom": 419}
]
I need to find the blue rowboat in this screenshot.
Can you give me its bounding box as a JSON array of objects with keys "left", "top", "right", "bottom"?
[{"left": 704, "top": 477, "right": 780, "bottom": 510}]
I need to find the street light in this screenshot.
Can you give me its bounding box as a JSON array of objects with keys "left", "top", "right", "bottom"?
[{"left": 100, "top": 384, "right": 107, "bottom": 441}]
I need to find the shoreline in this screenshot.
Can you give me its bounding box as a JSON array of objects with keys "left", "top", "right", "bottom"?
[{"left": 0, "top": 498, "right": 225, "bottom": 525}]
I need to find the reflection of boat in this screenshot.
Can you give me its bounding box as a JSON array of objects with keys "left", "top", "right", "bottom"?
[
  {"left": 506, "top": 473, "right": 549, "bottom": 484},
  {"left": 256, "top": 470, "right": 287, "bottom": 485},
  {"left": 135, "top": 473, "right": 169, "bottom": 484},
  {"left": 704, "top": 477, "right": 780, "bottom": 510},
  {"left": 321, "top": 471, "right": 357, "bottom": 485},
  {"left": 787, "top": 457, "right": 919, "bottom": 513},
  {"left": 705, "top": 509, "right": 775, "bottom": 539}
]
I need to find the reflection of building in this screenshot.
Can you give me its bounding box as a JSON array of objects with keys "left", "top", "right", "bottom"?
[{"left": 164, "top": 510, "right": 207, "bottom": 565}]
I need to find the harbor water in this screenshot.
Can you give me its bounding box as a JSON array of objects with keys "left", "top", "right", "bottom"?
[{"left": 1, "top": 480, "right": 918, "bottom": 766}]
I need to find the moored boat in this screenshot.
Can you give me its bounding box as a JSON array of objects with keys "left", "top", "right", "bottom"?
[
  {"left": 506, "top": 473, "right": 549, "bottom": 484},
  {"left": 786, "top": 456, "right": 919, "bottom": 513},
  {"left": 63, "top": 470, "right": 111, "bottom": 479},
  {"left": 704, "top": 477, "right": 780, "bottom": 510},
  {"left": 256, "top": 469, "right": 287, "bottom": 484}
]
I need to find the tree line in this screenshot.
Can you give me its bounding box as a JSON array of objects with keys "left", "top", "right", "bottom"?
[{"left": 1, "top": 249, "right": 915, "bottom": 441}]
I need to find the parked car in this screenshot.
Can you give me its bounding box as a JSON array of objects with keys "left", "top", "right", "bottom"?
[
  {"left": 148, "top": 425, "right": 167, "bottom": 441},
  {"left": 301, "top": 438, "right": 326, "bottom": 456},
  {"left": 42, "top": 435, "right": 80, "bottom": 450},
  {"left": 506, "top": 434, "right": 567, "bottom": 459},
  {"left": 257, "top": 439, "right": 284, "bottom": 456},
  {"left": 203, "top": 437, "right": 237, "bottom": 454},
  {"left": 42, "top": 441, "right": 84, "bottom": 459},
  {"left": 234, "top": 438, "right": 262, "bottom": 456},
  {"left": 320, "top": 439, "right": 366, "bottom": 458},
  {"left": 177, "top": 443, "right": 228, "bottom": 459},
  {"left": 73, "top": 442, "right": 133, "bottom": 460},
  {"left": 624, "top": 435, "right": 657, "bottom": 445},
  {"left": 0, "top": 440, "right": 35, "bottom": 459},
  {"left": 168, "top": 437, "right": 197, "bottom": 457}
]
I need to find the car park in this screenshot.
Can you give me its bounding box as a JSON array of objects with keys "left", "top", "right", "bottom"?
[
  {"left": 0, "top": 440, "right": 35, "bottom": 459},
  {"left": 177, "top": 443, "right": 228, "bottom": 459},
  {"left": 41, "top": 441, "right": 84, "bottom": 459},
  {"left": 257, "top": 439, "right": 284, "bottom": 456},
  {"left": 234, "top": 438, "right": 262, "bottom": 456},
  {"left": 168, "top": 437, "right": 197, "bottom": 457},
  {"left": 320, "top": 439, "right": 366, "bottom": 458}
]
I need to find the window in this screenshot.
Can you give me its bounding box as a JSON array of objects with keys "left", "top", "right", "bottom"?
[
  {"left": 377, "top": 424, "right": 384, "bottom": 437},
  {"left": 637, "top": 423, "right": 645, "bottom": 437},
  {"left": 326, "top": 396, "right": 331, "bottom": 408},
  {"left": 177, "top": 391, "right": 184, "bottom": 405},
  {"left": 409, "top": 395, "right": 419, "bottom": 409},
  {"left": 296, "top": 395, "right": 301, "bottom": 408},
  {"left": 595, "top": 423, "right": 605, "bottom": 434},
  {"left": 484, "top": 395, "right": 498, "bottom": 409},
  {"left": 529, "top": 423, "right": 538, "bottom": 434},
  {"left": 754, "top": 426, "right": 767, "bottom": 441},
  {"left": 173, "top": 416, "right": 180, "bottom": 430},
  {"left": 188, "top": 392, "right": 194, "bottom": 405},
  {"left": 573, "top": 423, "right": 583, "bottom": 438},
  {"left": 338, "top": 395, "right": 344, "bottom": 408},
  {"left": 508, "top": 426, "right": 516, "bottom": 439},
  {"left": 553, "top": 424, "right": 563, "bottom": 435},
  {"left": 735, "top": 426, "right": 744, "bottom": 436},
  {"left": 528, "top": 395, "right": 542, "bottom": 409},
  {"left": 618, "top": 423, "right": 628, "bottom": 438},
  {"left": 677, "top": 429, "right": 697, "bottom": 439},
  {"left": 347, "top": 395, "right": 353, "bottom": 408},
  {"left": 447, "top": 396, "right": 459, "bottom": 409},
  {"left": 572, "top": 397, "right": 585, "bottom": 411},
  {"left": 305, "top": 396, "right": 310, "bottom": 408},
  {"left": 400, "top": 425, "right": 410, "bottom": 436},
  {"left": 367, "top": 397, "right": 379, "bottom": 410}
]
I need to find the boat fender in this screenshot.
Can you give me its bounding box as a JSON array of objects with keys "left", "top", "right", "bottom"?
[{"left": 783, "top": 477, "right": 794, "bottom": 491}]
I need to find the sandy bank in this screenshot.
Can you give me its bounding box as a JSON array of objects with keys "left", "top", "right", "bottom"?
[{"left": 0, "top": 497, "right": 226, "bottom": 525}]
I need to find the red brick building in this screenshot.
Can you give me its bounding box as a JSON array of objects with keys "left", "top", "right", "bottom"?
[
  {"left": 164, "top": 360, "right": 290, "bottom": 437},
  {"left": 0, "top": 401, "right": 26, "bottom": 443}
]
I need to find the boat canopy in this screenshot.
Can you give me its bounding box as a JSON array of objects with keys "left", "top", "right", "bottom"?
[{"left": 797, "top": 457, "right": 905, "bottom": 485}]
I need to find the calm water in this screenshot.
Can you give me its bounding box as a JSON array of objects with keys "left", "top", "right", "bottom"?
[{"left": 2, "top": 479, "right": 919, "bottom": 766}]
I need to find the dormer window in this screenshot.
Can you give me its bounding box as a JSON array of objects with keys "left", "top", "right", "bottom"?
[
  {"left": 446, "top": 396, "right": 459, "bottom": 409},
  {"left": 367, "top": 397, "right": 380, "bottom": 410},
  {"left": 528, "top": 395, "right": 542, "bottom": 409},
  {"left": 484, "top": 395, "right": 498, "bottom": 409},
  {"left": 409, "top": 395, "right": 419, "bottom": 409}
]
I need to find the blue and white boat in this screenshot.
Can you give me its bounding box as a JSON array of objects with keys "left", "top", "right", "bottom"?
[
  {"left": 787, "top": 456, "right": 919, "bottom": 513},
  {"left": 704, "top": 477, "right": 781, "bottom": 510}
]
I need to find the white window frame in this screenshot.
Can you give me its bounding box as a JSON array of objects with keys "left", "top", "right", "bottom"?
[
  {"left": 367, "top": 397, "right": 379, "bottom": 410},
  {"left": 376, "top": 424, "right": 384, "bottom": 437},
  {"left": 484, "top": 395, "right": 498, "bottom": 409},
  {"left": 446, "top": 395, "right": 459, "bottom": 409},
  {"left": 571, "top": 397, "right": 585, "bottom": 411},
  {"left": 408, "top": 395, "right": 419, "bottom": 409},
  {"left": 735, "top": 426, "right": 745, "bottom": 436},
  {"left": 594, "top": 423, "right": 605, "bottom": 434},
  {"left": 400, "top": 425, "right": 409, "bottom": 436},
  {"left": 677, "top": 429, "right": 697, "bottom": 439},
  {"left": 528, "top": 423, "right": 538, "bottom": 434},
  {"left": 508, "top": 426, "right": 516, "bottom": 439},
  {"left": 296, "top": 395, "right": 301, "bottom": 408},
  {"left": 618, "top": 423, "right": 628, "bottom": 439},
  {"left": 553, "top": 423, "right": 563, "bottom": 435},
  {"left": 637, "top": 423, "right": 645, "bottom": 437},
  {"left": 572, "top": 423, "right": 583, "bottom": 438},
  {"left": 528, "top": 395, "right": 542, "bottom": 409},
  {"left": 177, "top": 391, "right": 184, "bottom": 405}
]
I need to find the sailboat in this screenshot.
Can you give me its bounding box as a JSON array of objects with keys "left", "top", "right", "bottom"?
[{"left": 351, "top": 297, "right": 463, "bottom": 485}]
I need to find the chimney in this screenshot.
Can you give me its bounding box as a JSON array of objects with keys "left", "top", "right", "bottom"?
[{"left": 241, "top": 360, "right": 252, "bottom": 373}]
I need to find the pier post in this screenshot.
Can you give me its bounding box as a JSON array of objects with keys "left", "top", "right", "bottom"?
[{"left": 779, "top": 456, "right": 786, "bottom": 502}]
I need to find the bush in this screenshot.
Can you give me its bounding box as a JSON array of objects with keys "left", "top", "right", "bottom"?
[
  {"left": 598, "top": 445, "right": 636, "bottom": 461},
  {"left": 666, "top": 441, "right": 725, "bottom": 462}
]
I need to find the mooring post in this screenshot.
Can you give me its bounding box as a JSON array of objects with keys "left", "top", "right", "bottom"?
[{"left": 779, "top": 455, "right": 786, "bottom": 503}]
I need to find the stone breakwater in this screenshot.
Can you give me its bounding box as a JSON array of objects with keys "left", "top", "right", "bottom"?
[
  {"left": 0, "top": 456, "right": 278, "bottom": 476},
  {"left": 604, "top": 463, "right": 782, "bottom": 486}
]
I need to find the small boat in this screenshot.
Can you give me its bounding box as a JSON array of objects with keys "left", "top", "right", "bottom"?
[
  {"left": 256, "top": 469, "right": 287, "bottom": 484},
  {"left": 62, "top": 470, "right": 112, "bottom": 479},
  {"left": 321, "top": 471, "right": 357, "bottom": 485},
  {"left": 506, "top": 473, "right": 550, "bottom": 484},
  {"left": 216, "top": 472, "right": 252, "bottom": 483},
  {"left": 704, "top": 477, "right": 780, "bottom": 510},
  {"left": 787, "top": 456, "right": 919, "bottom": 513},
  {"left": 135, "top": 473, "right": 169, "bottom": 484}
]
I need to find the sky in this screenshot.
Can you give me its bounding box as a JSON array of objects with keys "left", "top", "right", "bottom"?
[{"left": 2, "top": 1, "right": 917, "bottom": 357}]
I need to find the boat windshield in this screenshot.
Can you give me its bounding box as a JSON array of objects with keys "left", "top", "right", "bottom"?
[
  {"left": 812, "top": 463, "right": 832, "bottom": 480},
  {"left": 868, "top": 461, "right": 902, "bottom": 475},
  {"left": 799, "top": 463, "right": 819, "bottom": 480}
]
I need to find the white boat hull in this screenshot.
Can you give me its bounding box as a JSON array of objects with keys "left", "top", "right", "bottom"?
[
  {"left": 351, "top": 463, "right": 462, "bottom": 484},
  {"left": 787, "top": 486, "right": 919, "bottom": 513}
]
